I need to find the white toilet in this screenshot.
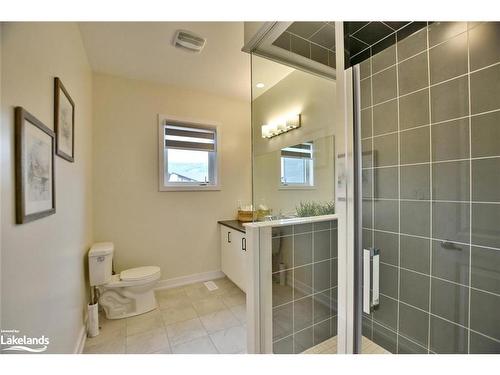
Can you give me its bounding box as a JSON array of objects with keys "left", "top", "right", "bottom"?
[{"left": 88, "top": 242, "right": 161, "bottom": 319}]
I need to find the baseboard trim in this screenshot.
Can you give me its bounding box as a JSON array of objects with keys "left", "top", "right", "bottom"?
[
  {"left": 74, "top": 323, "right": 87, "bottom": 354},
  {"left": 155, "top": 270, "right": 225, "bottom": 290}
]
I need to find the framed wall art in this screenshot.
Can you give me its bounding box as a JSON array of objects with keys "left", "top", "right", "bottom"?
[
  {"left": 54, "top": 77, "right": 75, "bottom": 162},
  {"left": 15, "top": 107, "right": 56, "bottom": 224}
]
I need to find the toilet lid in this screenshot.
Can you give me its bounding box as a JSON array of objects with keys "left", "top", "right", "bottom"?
[{"left": 120, "top": 266, "right": 160, "bottom": 281}]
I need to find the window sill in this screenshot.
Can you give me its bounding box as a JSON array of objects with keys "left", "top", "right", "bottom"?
[
  {"left": 159, "top": 184, "right": 221, "bottom": 192},
  {"left": 279, "top": 185, "right": 316, "bottom": 191}
]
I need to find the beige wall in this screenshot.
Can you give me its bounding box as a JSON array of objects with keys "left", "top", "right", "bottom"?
[
  {"left": 252, "top": 69, "right": 336, "bottom": 214},
  {"left": 92, "top": 73, "right": 251, "bottom": 281},
  {"left": 0, "top": 23, "right": 93, "bottom": 352}
]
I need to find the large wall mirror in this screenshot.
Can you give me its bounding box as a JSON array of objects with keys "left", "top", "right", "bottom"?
[{"left": 251, "top": 54, "right": 336, "bottom": 220}]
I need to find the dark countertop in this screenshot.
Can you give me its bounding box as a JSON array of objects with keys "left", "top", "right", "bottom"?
[{"left": 218, "top": 220, "right": 246, "bottom": 233}]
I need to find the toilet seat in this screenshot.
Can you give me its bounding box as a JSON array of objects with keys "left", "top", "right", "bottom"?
[
  {"left": 105, "top": 266, "right": 160, "bottom": 288},
  {"left": 121, "top": 266, "right": 160, "bottom": 281}
]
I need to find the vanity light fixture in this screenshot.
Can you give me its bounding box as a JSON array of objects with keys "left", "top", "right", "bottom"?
[{"left": 261, "top": 114, "right": 301, "bottom": 139}]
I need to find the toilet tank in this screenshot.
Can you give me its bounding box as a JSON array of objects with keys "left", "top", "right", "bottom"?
[{"left": 88, "top": 242, "right": 114, "bottom": 286}]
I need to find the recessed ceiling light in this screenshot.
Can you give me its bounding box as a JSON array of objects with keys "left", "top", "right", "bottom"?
[{"left": 256, "top": 82, "right": 265, "bottom": 88}]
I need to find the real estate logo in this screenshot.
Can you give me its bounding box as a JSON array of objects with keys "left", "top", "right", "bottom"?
[{"left": 1, "top": 329, "right": 49, "bottom": 353}]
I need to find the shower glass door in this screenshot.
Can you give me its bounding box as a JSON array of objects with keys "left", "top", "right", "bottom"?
[
  {"left": 353, "top": 21, "right": 500, "bottom": 354},
  {"left": 246, "top": 21, "right": 354, "bottom": 354}
]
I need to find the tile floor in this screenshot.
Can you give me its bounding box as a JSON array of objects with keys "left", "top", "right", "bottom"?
[{"left": 83, "top": 277, "right": 247, "bottom": 354}]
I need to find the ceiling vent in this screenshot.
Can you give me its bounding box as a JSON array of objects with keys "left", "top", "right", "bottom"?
[{"left": 173, "top": 30, "right": 206, "bottom": 53}]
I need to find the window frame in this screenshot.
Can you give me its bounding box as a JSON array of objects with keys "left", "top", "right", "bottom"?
[
  {"left": 158, "top": 115, "right": 221, "bottom": 191},
  {"left": 279, "top": 142, "right": 315, "bottom": 190}
]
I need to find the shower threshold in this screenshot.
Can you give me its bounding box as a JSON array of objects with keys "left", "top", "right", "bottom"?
[{"left": 302, "top": 336, "right": 390, "bottom": 354}]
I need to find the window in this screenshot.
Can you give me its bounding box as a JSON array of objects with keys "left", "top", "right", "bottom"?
[
  {"left": 159, "top": 117, "right": 219, "bottom": 191},
  {"left": 280, "top": 142, "right": 314, "bottom": 188}
]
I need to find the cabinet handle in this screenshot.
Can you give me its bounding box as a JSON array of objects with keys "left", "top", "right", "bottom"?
[
  {"left": 227, "top": 232, "right": 231, "bottom": 243},
  {"left": 242, "top": 237, "right": 246, "bottom": 251}
]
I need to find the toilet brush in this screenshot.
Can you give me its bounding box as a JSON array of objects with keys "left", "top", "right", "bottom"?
[{"left": 87, "top": 286, "right": 99, "bottom": 337}]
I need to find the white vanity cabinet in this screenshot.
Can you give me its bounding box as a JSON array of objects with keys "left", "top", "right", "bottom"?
[{"left": 220, "top": 224, "right": 247, "bottom": 292}]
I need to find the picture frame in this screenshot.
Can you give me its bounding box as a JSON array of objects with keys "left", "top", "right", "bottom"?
[
  {"left": 15, "top": 107, "right": 56, "bottom": 224},
  {"left": 54, "top": 77, "right": 75, "bottom": 162}
]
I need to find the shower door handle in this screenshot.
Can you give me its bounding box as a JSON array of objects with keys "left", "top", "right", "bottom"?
[
  {"left": 363, "top": 249, "right": 371, "bottom": 314},
  {"left": 363, "top": 248, "right": 380, "bottom": 314},
  {"left": 372, "top": 249, "right": 380, "bottom": 308}
]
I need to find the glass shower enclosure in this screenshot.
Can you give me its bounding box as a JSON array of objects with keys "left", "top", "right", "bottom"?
[
  {"left": 244, "top": 21, "right": 500, "bottom": 354},
  {"left": 353, "top": 21, "right": 500, "bottom": 354},
  {"left": 247, "top": 21, "right": 345, "bottom": 354}
]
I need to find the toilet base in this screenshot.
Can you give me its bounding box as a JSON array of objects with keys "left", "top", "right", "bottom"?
[{"left": 99, "top": 287, "right": 158, "bottom": 320}]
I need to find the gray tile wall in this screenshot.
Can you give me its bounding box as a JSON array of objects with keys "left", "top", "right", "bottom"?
[
  {"left": 359, "top": 22, "right": 500, "bottom": 354},
  {"left": 273, "top": 22, "right": 336, "bottom": 69},
  {"left": 271, "top": 220, "right": 338, "bottom": 353},
  {"left": 348, "top": 22, "right": 429, "bottom": 67}
]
